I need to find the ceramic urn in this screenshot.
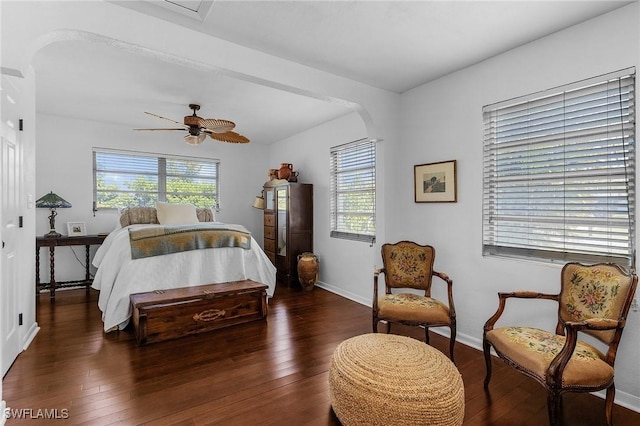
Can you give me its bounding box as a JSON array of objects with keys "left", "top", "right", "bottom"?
[
  {"left": 297, "top": 252, "right": 318, "bottom": 291},
  {"left": 278, "top": 163, "right": 293, "bottom": 180}
]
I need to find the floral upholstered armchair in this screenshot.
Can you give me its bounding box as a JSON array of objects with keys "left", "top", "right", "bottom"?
[
  {"left": 373, "top": 241, "right": 457, "bottom": 362},
  {"left": 483, "top": 262, "right": 638, "bottom": 426}
]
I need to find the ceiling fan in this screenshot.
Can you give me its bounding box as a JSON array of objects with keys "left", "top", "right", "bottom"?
[{"left": 134, "top": 104, "right": 250, "bottom": 145}]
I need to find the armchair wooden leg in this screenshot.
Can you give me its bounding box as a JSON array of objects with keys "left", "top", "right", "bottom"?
[
  {"left": 424, "top": 327, "right": 430, "bottom": 344},
  {"left": 449, "top": 324, "right": 456, "bottom": 364},
  {"left": 372, "top": 316, "right": 378, "bottom": 333},
  {"left": 385, "top": 321, "right": 391, "bottom": 334},
  {"left": 605, "top": 384, "right": 615, "bottom": 426},
  {"left": 547, "top": 391, "right": 561, "bottom": 426},
  {"left": 482, "top": 339, "right": 492, "bottom": 389}
]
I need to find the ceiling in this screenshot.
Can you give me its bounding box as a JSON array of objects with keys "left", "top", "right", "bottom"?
[{"left": 33, "top": 0, "right": 633, "bottom": 145}]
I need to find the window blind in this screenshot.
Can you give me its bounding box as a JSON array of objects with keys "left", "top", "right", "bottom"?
[
  {"left": 482, "top": 69, "right": 635, "bottom": 266},
  {"left": 93, "top": 149, "right": 219, "bottom": 209},
  {"left": 330, "top": 138, "right": 376, "bottom": 243}
]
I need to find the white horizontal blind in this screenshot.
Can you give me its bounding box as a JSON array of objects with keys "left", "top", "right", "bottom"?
[
  {"left": 483, "top": 69, "right": 635, "bottom": 266},
  {"left": 93, "top": 149, "right": 219, "bottom": 209},
  {"left": 330, "top": 138, "right": 376, "bottom": 243}
]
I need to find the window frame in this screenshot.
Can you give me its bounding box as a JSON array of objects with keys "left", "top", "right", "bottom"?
[
  {"left": 329, "top": 138, "right": 376, "bottom": 243},
  {"left": 482, "top": 68, "right": 636, "bottom": 267},
  {"left": 92, "top": 148, "right": 220, "bottom": 210}
]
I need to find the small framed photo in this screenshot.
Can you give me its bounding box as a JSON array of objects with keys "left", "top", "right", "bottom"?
[
  {"left": 67, "top": 221, "right": 87, "bottom": 236},
  {"left": 414, "top": 160, "right": 457, "bottom": 203}
]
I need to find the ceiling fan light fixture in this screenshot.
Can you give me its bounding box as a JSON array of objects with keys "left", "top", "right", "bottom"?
[
  {"left": 184, "top": 133, "right": 206, "bottom": 145},
  {"left": 137, "top": 104, "right": 248, "bottom": 145}
]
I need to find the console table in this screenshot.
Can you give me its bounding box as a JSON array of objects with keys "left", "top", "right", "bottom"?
[{"left": 36, "top": 234, "right": 107, "bottom": 299}]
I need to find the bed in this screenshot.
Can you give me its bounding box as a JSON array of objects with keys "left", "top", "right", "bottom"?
[{"left": 92, "top": 205, "right": 276, "bottom": 332}]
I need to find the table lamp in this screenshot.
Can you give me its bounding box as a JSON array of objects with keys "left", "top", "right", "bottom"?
[
  {"left": 36, "top": 191, "right": 72, "bottom": 238},
  {"left": 252, "top": 190, "right": 265, "bottom": 210}
]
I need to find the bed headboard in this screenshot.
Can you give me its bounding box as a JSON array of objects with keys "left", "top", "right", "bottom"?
[{"left": 119, "top": 207, "right": 215, "bottom": 227}]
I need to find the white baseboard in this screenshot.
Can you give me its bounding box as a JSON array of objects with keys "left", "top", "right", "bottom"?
[
  {"left": 316, "top": 284, "right": 640, "bottom": 414},
  {"left": 22, "top": 322, "right": 39, "bottom": 350},
  {"left": 315, "top": 281, "right": 370, "bottom": 307},
  {"left": 598, "top": 389, "right": 640, "bottom": 414}
]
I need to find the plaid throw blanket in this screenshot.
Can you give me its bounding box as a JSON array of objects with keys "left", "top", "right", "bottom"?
[{"left": 129, "top": 224, "right": 251, "bottom": 259}]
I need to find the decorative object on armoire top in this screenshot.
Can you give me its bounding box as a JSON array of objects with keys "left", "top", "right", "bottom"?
[
  {"left": 277, "top": 163, "right": 293, "bottom": 180},
  {"left": 297, "top": 252, "right": 319, "bottom": 291},
  {"left": 268, "top": 168, "right": 279, "bottom": 181},
  {"left": 36, "top": 191, "right": 72, "bottom": 238}
]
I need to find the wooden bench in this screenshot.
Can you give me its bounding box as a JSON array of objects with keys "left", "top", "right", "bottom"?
[{"left": 130, "top": 279, "right": 268, "bottom": 344}]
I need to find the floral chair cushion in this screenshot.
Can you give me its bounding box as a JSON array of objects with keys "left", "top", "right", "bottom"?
[
  {"left": 378, "top": 293, "right": 450, "bottom": 324},
  {"left": 486, "top": 326, "right": 612, "bottom": 388}
]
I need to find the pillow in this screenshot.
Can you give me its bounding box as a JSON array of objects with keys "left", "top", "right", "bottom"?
[
  {"left": 119, "top": 207, "right": 160, "bottom": 227},
  {"left": 196, "top": 207, "right": 216, "bottom": 223},
  {"left": 156, "top": 202, "right": 199, "bottom": 225}
]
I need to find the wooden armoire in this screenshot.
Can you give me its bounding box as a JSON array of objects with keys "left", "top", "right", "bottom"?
[{"left": 263, "top": 181, "right": 313, "bottom": 287}]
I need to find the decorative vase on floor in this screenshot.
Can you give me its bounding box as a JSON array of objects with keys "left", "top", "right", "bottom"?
[{"left": 297, "top": 252, "right": 318, "bottom": 291}]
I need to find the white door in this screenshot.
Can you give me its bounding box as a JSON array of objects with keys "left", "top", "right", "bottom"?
[{"left": 1, "top": 79, "right": 22, "bottom": 376}]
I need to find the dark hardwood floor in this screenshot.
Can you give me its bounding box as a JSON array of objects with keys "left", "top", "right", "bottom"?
[{"left": 4, "top": 286, "right": 640, "bottom": 425}]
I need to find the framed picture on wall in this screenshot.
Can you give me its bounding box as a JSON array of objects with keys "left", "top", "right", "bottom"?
[
  {"left": 67, "top": 221, "right": 87, "bottom": 236},
  {"left": 414, "top": 160, "right": 457, "bottom": 203}
]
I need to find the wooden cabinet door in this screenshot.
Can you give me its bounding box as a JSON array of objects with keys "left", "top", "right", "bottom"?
[
  {"left": 275, "top": 187, "right": 290, "bottom": 283},
  {"left": 263, "top": 182, "right": 313, "bottom": 286}
]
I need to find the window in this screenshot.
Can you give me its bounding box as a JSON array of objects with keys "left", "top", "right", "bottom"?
[
  {"left": 93, "top": 149, "right": 219, "bottom": 209},
  {"left": 482, "top": 69, "right": 635, "bottom": 266},
  {"left": 330, "top": 138, "right": 376, "bottom": 243}
]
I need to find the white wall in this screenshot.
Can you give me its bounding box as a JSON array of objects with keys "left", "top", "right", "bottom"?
[
  {"left": 35, "top": 113, "right": 271, "bottom": 283},
  {"left": 393, "top": 4, "right": 640, "bottom": 409},
  {"left": 268, "top": 112, "right": 381, "bottom": 304}
]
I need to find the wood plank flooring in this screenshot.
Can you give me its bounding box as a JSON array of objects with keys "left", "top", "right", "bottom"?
[{"left": 3, "top": 286, "right": 640, "bottom": 425}]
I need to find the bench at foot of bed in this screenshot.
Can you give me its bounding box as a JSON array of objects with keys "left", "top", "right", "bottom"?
[{"left": 130, "top": 279, "right": 268, "bottom": 344}]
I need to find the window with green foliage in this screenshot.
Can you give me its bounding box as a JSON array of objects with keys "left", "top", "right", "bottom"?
[
  {"left": 93, "top": 149, "right": 219, "bottom": 209},
  {"left": 482, "top": 69, "right": 635, "bottom": 266},
  {"left": 330, "top": 138, "right": 376, "bottom": 243}
]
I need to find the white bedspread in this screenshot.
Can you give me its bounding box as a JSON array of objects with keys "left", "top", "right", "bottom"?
[{"left": 92, "top": 223, "right": 276, "bottom": 332}]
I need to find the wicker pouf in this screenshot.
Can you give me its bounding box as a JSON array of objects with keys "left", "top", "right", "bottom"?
[{"left": 329, "top": 333, "right": 465, "bottom": 426}]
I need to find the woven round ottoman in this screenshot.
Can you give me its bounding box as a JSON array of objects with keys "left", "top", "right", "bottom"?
[{"left": 329, "top": 333, "right": 464, "bottom": 426}]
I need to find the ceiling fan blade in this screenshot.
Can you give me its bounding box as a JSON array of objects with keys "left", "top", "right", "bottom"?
[
  {"left": 201, "top": 118, "right": 235, "bottom": 133},
  {"left": 133, "top": 128, "right": 187, "bottom": 131},
  {"left": 144, "top": 111, "right": 187, "bottom": 127},
  {"left": 207, "top": 130, "right": 250, "bottom": 144},
  {"left": 138, "top": 106, "right": 248, "bottom": 144}
]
